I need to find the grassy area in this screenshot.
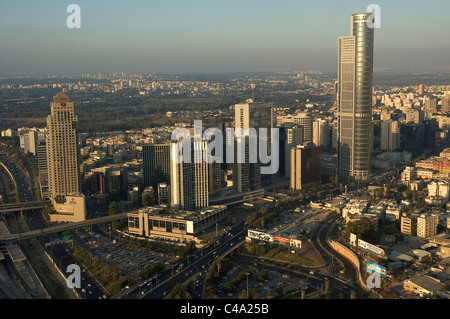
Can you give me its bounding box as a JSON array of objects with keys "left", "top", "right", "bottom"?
[{"left": 240, "top": 242, "right": 311, "bottom": 266}]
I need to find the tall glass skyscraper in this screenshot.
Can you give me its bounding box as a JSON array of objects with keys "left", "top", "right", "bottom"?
[{"left": 337, "top": 13, "right": 375, "bottom": 181}]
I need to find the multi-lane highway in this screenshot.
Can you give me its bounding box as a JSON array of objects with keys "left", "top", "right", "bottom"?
[
  {"left": 127, "top": 222, "right": 247, "bottom": 299},
  {"left": 310, "top": 213, "right": 368, "bottom": 298},
  {"left": 123, "top": 209, "right": 369, "bottom": 300},
  {"left": 0, "top": 154, "right": 34, "bottom": 203}
]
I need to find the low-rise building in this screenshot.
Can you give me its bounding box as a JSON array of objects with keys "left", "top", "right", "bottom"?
[
  {"left": 385, "top": 202, "right": 406, "bottom": 221},
  {"left": 401, "top": 166, "right": 416, "bottom": 182},
  {"left": 416, "top": 168, "right": 434, "bottom": 180},
  {"left": 403, "top": 273, "right": 443, "bottom": 298},
  {"left": 127, "top": 205, "right": 227, "bottom": 243}
]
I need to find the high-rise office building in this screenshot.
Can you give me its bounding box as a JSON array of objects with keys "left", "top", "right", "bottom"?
[
  {"left": 442, "top": 94, "right": 450, "bottom": 114},
  {"left": 405, "top": 108, "right": 424, "bottom": 124},
  {"left": 37, "top": 139, "right": 48, "bottom": 181},
  {"left": 294, "top": 113, "right": 313, "bottom": 144},
  {"left": 233, "top": 101, "right": 273, "bottom": 189},
  {"left": 47, "top": 91, "right": 80, "bottom": 203},
  {"left": 170, "top": 141, "right": 194, "bottom": 210},
  {"left": 143, "top": 143, "right": 171, "bottom": 189},
  {"left": 290, "top": 143, "right": 322, "bottom": 190},
  {"left": 107, "top": 169, "right": 128, "bottom": 201},
  {"left": 381, "top": 120, "right": 400, "bottom": 151},
  {"left": 20, "top": 130, "right": 38, "bottom": 155},
  {"left": 170, "top": 139, "right": 209, "bottom": 210},
  {"left": 208, "top": 162, "right": 223, "bottom": 193},
  {"left": 418, "top": 84, "right": 425, "bottom": 96},
  {"left": 337, "top": 13, "right": 375, "bottom": 182},
  {"left": 313, "top": 118, "right": 330, "bottom": 148},
  {"left": 284, "top": 125, "right": 304, "bottom": 179},
  {"left": 401, "top": 123, "right": 425, "bottom": 158},
  {"left": 424, "top": 118, "right": 437, "bottom": 149},
  {"left": 193, "top": 140, "right": 209, "bottom": 209},
  {"left": 424, "top": 96, "right": 437, "bottom": 118}
]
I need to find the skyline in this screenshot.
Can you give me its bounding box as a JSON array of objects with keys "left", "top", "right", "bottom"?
[
  {"left": 1, "top": 7, "right": 450, "bottom": 302},
  {"left": 1, "top": 0, "right": 449, "bottom": 76}
]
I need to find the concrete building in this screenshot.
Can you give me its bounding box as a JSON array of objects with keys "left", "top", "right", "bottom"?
[
  {"left": 424, "top": 96, "right": 438, "bottom": 118},
  {"left": 284, "top": 125, "right": 304, "bottom": 179},
  {"left": 313, "top": 118, "right": 330, "bottom": 148},
  {"left": 402, "top": 123, "right": 425, "bottom": 159},
  {"left": 157, "top": 182, "right": 170, "bottom": 205},
  {"left": 385, "top": 202, "right": 405, "bottom": 221},
  {"left": 127, "top": 205, "right": 227, "bottom": 243},
  {"left": 381, "top": 120, "right": 400, "bottom": 151},
  {"left": 294, "top": 113, "right": 313, "bottom": 144},
  {"left": 401, "top": 212, "right": 418, "bottom": 236},
  {"left": 50, "top": 193, "right": 87, "bottom": 223},
  {"left": 233, "top": 100, "right": 273, "bottom": 190},
  {"left": 337, "top": 13, "right": 375, "bottom": 182},
  {"left": 19, "top": 130, "right": 38, "bottom": 155},
  {"left": 442, "top": 94, "right": 450, "bottom": 114},
  {"left": 46, "top": 91, "right": 81, "bottom": 209},
  {"left": 170, "top": 140, "right": 209, "bottom": 211},
  {"left": 416, "top": 213, "right": 439, "bottom": 238},
  {"left": 427, "top": 181, "right": 450, "bottom": 202},
  {"left": 418, "top": 84, "right": 425, "bottom": 96},
  {"left": 403, "top": 273, "right": 443, "bottom": 298},
  {"left": 142, "top": 143, "right": 171, "bottom": 189},
  {"left": 290, "top": 143, "right": 321, "bottom": 190},
  {"left": 405, "top": 109, "right": 424, "bottom": 124}
]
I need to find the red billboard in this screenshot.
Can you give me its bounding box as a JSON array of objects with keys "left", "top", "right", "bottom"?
[{"left": 274, "top": 235, "right": 291, "bottom": 245}]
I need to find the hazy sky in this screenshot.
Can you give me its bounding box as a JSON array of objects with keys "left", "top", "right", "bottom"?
[{"left": 1, "top": 0, "right": 449, "bottom": 75}]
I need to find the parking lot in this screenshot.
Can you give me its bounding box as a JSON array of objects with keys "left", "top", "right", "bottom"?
[{"left": 70, "top": 227, "right": 177, "bottom": 282}]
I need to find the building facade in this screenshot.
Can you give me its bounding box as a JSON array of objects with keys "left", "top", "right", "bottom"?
[
  {"left": 127, "top": 205, "right": 227, "bottom": 243},
  {"left": 337, "top": 13, "right": 375, "bottom": 181},
  {"left": 46, "top": 91, "right": 80, "bottom": 203},
  {"left": 233, "top": 100, "right": 273, "bottom": 190},
  {"left": 170, "top": 139, "right": 209, "bottom": 211},
  {"left": 290, "top": 143, "right": 322, "bottom": 190},
  {"left": 143, "top": 143, "right": 171, "bottom": 189},
  {"left": 313, "top": 118, "right": 330, "bottom": 148},
  {"left": 381, "top": 120, "right": 400, "bottom": 151}
]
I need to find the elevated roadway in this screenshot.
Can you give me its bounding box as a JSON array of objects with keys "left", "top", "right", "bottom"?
[
  {"left": 0, "top": 212, "right": 129, "bottom": 243},
  {"left": 0, "top": 201, "right": 51, "bottom": 213}
]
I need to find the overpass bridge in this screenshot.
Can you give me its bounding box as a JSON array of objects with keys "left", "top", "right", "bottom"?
[
  {"left": 0, "top": 201, "right": 51, "bottom": 213},
  {"left": 0, "top": 212, "right": 130, "bottom": 243}
]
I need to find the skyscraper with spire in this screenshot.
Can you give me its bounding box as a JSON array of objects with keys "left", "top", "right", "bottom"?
[
  {"left": 47, "top": 91, "right": 80, "bottom": 203},
  {"left": 337, "top": 13, "right": 375, "bottom": 181}
]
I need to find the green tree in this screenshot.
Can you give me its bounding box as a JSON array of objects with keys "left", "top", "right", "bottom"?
[
  {"left": 275, "top": 286, "right": 284, "bottom": 298},
  {"left": 109, "top": 201, "right": 120, "bottom": 215},
  {"left": 142, "top": 190, "right": 156, "bottom": 207},
  {"left": 256, "top": 270, "right": 269, "bottom": 283}
]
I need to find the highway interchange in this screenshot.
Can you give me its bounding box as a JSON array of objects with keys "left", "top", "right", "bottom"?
[{"left": 0, "top": 151, "right": 370, "bottom": 300}]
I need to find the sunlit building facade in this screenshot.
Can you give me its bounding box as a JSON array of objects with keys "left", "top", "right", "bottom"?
[{"left": 337, "top": 13, "right": 375, "bottom": 181}]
